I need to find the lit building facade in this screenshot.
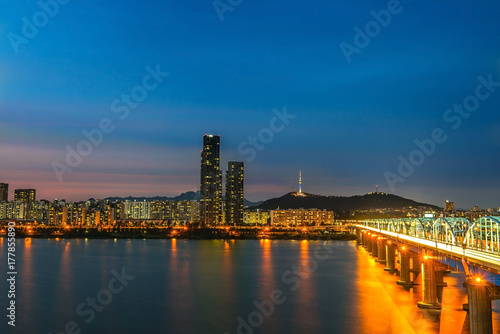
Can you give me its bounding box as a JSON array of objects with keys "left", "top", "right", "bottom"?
[
  {"left": 225, "top": 161, "right": 244, "bottom": 225},
  {"left": 0, "top": 183, "right": 8, "bottom": 202},
  {"left": 14, "top": 189, "right": 36, "bottom": 204},
  {"left": 124, "top": 200, "right": 151, "bottom": 220},
  {"left": 12, "top": 189, "right": 36, "bottom": 219},
  {"left": 244, "top": 210, "right": 270, "bottom": 225},
  {"left": 200, "top": 134, "right": 222, "bottom": 225},
  {"left": 444, "top": 200, "right": 455, "bottom": 213},
  {"left": 0, "top": 201, "right": 24, "bottom": 220},
  {"left": 270, "top": 209, "right": 334, "bottom": 226}
]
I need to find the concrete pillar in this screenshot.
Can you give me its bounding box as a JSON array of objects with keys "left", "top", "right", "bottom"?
[
  {"left": 467, "top": 277, "right": 493, "bottom": 334},
  {"left": 396, "top": 246, "right": 415, "bottom": 288},
  {"left": 372, "top": 236, "right": 379, "bottom": 257},
  {"left": 366, "top": 234, "right": 373, "bottom": 252},
  {"left": 384, "top": 242, "right": 397, "bottom": 273},
  {"left": 356, "top": 229, "right": 362, "bottom": 245},
  {"left": 436, "top": 270, "right": 447, "bottom": 304},
  {"left": 410, "top": 257, "right": 421, "bottom": 282},
  {"left": 376, "top": 238, "right": 386, "bottom": 264},
  {"left": 417, "top": 254, "right": 441, "bottom": 309}
]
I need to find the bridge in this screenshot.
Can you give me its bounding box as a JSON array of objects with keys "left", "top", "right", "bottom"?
[{"left": 353, "top": 216, "right": 500, "bottom": 334}]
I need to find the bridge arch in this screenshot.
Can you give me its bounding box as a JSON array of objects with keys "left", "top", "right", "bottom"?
[
  {"left": 384, "top": 218, "right": 398, "bottom": 233},
  {"left": 464, "top": 216, "right": 500, "bottom": 254},
  {"left": 409, "top": 218, "right": 433, "bottom": 239},
  {"left": 398, "top": 218, "right": 412, "bottom": 235},
  {"left": 432, "top": 217, "right": 472, "bottom": 245}
]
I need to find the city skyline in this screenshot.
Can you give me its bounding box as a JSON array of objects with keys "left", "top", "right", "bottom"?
[
  {"left": 0, "top": 144, "right": 499, "bottom": 210},
  {"left": 0, "top": 148, "right": 497, "bottom": 210},
  {"left": 1, "top": 1, "right": 500, "bottom": 208},
  {"left": 1, "top": 177, "right": 498, "bottom": 212}
]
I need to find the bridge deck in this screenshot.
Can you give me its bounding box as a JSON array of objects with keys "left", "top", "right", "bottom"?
[{"left": 356, "top": 225, "right": 500, "bottom": 274}]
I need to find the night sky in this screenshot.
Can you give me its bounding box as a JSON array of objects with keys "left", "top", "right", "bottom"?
[{"left": 1, "top": 0, "right": 500, "bottom": 209}]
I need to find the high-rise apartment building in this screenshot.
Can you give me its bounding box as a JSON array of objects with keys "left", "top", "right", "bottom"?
[
  {"left": 14, "top": 189, "right": 36, "bottom": 219},
  {"left": 0, "top": 183, "right": 8, "bottom": 202},
  {"left": 444, "top": 200, "right": 455, "bottom": 213},
  {"left": 14, "top": 189, "right": 36, "bottom": 204},
  {"left": 225, "top": 161, "right": 244, "bottom": 225},
  {"left": 124, "top": 200, "right": 151, "bottom": 220},
  {"left": 200, "top": 134, "right": 222, "bottom": 225}
]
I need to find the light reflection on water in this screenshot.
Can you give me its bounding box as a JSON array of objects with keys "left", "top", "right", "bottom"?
[
  {"left": 356, "top": 244, "right": 437, "bottom": 334},
  {"left": 0, "top": 238, "right": 498, "bottom": 334}
]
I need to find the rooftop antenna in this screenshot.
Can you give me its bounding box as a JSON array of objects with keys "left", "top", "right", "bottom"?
[{"left": 376, "top": 185, "right": 378, "bottom": 193}]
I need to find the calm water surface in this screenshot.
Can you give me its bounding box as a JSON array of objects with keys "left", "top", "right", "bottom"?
[{"left": 0, "top": 238, "right": 498, "bottom": 334}]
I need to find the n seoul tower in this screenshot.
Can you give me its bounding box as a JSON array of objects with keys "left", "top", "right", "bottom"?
[{"left": 297, "top": 170, "right": 304, "bottom": 196}]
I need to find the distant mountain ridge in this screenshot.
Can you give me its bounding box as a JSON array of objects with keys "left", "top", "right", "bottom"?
[
  {"left": 104, "top": 191, "right": 199, "bottom": 203},
  {"left": 251, "top": 192, "right": 440, "bottom": 211},
  {"left": 103, "top": 191, "right": 263, "bottom": 207},
  {"left": 103, "top": 191, "right": 437, "bottom": 211}
]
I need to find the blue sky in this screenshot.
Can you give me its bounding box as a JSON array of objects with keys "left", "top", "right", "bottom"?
[{"left": 1, "top": 0, "right": 500, "bottom": 208}]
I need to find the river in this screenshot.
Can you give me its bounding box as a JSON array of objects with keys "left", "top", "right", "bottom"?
[{"left": 0, "top": 238, "right": 498, "bottom": 334}]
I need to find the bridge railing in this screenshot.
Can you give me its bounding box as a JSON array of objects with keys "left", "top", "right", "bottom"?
[{"left": 358, "top": 216, "right": 500, "bottom": 256}]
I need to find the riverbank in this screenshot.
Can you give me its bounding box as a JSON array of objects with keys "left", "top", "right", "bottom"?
[{"left": 1, "top": 227, "right": 356, "bottom": 241}]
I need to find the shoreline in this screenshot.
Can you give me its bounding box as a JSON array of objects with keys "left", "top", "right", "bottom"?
[{"left": 0, "top": 231, "right": 356, "bottom": 241}]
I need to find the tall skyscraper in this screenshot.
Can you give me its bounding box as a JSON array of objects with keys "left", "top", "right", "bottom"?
[
  {"left": 0, "top": 183, "right": 8, "bottom": 202},
  {"left": 200, "top": 135, "right": 222, "bottom": 226},
  {"left": 14, "top": 189, "right": 36, "bottom": 204},
  {"left": 225, "top": 161, "right": 244, "bottom": 225}
]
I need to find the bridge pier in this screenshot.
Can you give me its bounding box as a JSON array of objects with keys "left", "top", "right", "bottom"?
[
  {"left": 365, "top": 234, "right": 373, "bottom": 253},
  {"left": 384, "top": 242, "right": 397, "bottom": 273},
  {"left": 372, "top": 236, "right": 379, "bottom": 257},
  {"left": 376, "top": 238, "right": 386, "bottom": 264},
  {"left": 410, "top": 256, "right": 421, "bottom": 282},
  {"left": 396, "top": 246, "right": 415, "bottom": 288},
  {"left": 417, "top": 254, "right": 441, "bottom": 309},
  {"left": 435, "top": 270, "right": 447, "bottom": 304},
  {"left": 466, "top": 277, "right": 493, "bottom": 334},
  {"left": 356, "top": 229, "right": 362, "bottom": 245}
]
